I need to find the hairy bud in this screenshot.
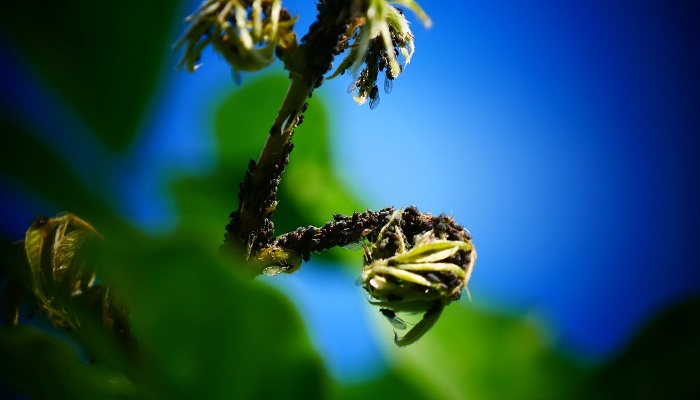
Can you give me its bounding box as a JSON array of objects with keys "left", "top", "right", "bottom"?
[
  {"left": 359, "top": 208, "right": 476, "bottom": 346},
  {"left": 173, "top": 0, "right": 297, "bottom": 76}
]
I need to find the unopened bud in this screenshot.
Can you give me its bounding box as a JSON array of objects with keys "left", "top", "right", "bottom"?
[
  {"left": 174, "top": 0, "right": 297, "bottom": 75},
  {"left": 359, "top": 208, "right": 476, "bottom": 346}
]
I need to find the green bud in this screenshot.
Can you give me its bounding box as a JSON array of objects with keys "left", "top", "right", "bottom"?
[
  {"left": 23, "top": 213, "right": 101, "bottom": 328},
  {"left": 359, "top": 209, "right": 476, "bottom": 346},
  {"left": 174, "top": 0, "right": 297, "bottom": 75}
]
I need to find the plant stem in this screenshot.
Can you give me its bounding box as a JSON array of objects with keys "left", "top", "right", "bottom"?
[
  {"left": 224, "top": 1, "right": 363, "bottom": 260},
  {"left": 223, "top": 75, "right": 312, "bottom": 255}
]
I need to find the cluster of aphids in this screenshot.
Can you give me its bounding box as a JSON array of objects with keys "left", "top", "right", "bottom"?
[
  {"left": 344, "top": 9, "right": 412, "bottom": 109},
  {"left": 345, "top": 37, "right": 397, "bottom": 110},
  {"left": 273, "top": 205, "right": 474, "bottom": 276},
  {"left": 225, "top": 98, "right": 311, "bottom": 256},
  {"left": 225, "top": 140, "right": 295, "bottom": 253},
  {"left": 300, "top": 0, "right": 362, "bottom": 89},
  {"left": 255, "top": 204, "right": 474, "bottom": 346},
  {"left": 275, "top": 207, "right": 397, "bottom": 261}
]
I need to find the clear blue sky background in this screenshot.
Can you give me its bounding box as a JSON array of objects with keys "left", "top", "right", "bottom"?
[{"left": 2, "top": 0, "right": 699, "bottom": 383}]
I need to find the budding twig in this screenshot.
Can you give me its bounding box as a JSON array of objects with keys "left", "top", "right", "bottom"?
[
  {"left": 223, "top": 0, "right": 364, "bottom": 258},
  {"left": 174, "top": 0, "right": 473, "bottom": 346},
  {"left": 251, "top": 206, "right": 474, "bottom": 277}
]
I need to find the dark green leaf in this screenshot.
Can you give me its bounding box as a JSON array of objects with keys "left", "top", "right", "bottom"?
[
  {"left": 0, "top": 1, "right": 183, "bottom": 150},
  {"left": 582, "top": 296, "right": 700, "bottom": 399},
  {"left": 0, "top": 112, "right": 101, "bottom": 217},
  {"left": 95, "top": 230, "right": 331, "bottom": 398},
  {"left": 0, "top": 326, "right": 137, "bottom": 399}
]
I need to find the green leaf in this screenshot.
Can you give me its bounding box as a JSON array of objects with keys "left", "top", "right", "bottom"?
[
  {"left": 0, "top": 112, "right": 101, "bottom": 217},
  {"left": 582, "top": 296, "right": 700, "bottom": 399},
  {"left": 0, "top": 326, "right": 137, "bottom": 399},
  {"left": 0, "top": 1, "right": 183, "bottom": 150},
  {"left": 386, "top": 304, "right": 588, "bottom": 400},
  {"left": 340, "top": 368, "right": 431, "bottom": 400},
  {"left": 94, "top": 228, "right": 331, "bottom": 398}
]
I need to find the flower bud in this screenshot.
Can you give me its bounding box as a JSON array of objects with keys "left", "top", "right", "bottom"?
[
  {"left": 359, "top": 208, "right": 476, "bottom": 345},
  {"left": 174, "top": 0, "right": 297, "bottom": 76}
]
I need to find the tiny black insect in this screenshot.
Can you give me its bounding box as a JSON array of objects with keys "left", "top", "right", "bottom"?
[{"left": 380, "top": 308, "right": 407, "bottom": 330}]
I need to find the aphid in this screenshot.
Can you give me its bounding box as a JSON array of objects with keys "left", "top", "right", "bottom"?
[
  {"left": 231, "top": 68, "right": 242, "bottom": 85},
  {"left": 384, "top": 75, "right": 393, "bottom": 94},
  {"left": 405, "top": 205, "right": 420, "bottom": 216},
  {"left": 347, "top": 80, "right": 359, "bottom": 94},
  {"left": 369, "top": 85, "right": 380, "bottom": 109},
  {"left": 380, "top": 308, "right": 407, "bottom": 330}
]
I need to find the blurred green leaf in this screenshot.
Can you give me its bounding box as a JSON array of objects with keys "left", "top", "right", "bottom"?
[
  {"left": 341, "top": 369, "right": 431, "bottom": 400},
  {"left": 0, "top": 326, "right": 136, "bottom": 399},
  {"left": 95, "top": 228, "right": 331, "bottom": 398},
  {"left": 0, "top": 1, "right": 182, "bottom": 151},
  {"left": 2, "top": 216, "right": 331, "bottom": 398},
  {"left": 386, "top": 304, "right": 588, "bottom": 400}
]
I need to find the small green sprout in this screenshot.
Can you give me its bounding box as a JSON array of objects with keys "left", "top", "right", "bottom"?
[
  {"left": 360, "top": 209, "right": 476, "bottom": 346},
  {"left": 22, "top": 213, "right": 101, "bottom": 328},
  {"left": 1, "top": 212, "right": 132, "bottom": 348},
  {"left": 173, "top": 0, "right": 297, "bottom": 78}
]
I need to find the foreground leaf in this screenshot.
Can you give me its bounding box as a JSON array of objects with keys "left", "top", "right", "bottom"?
[
  {"left": 388, "top": 304, "right": 587, "bottom": 400},
  {"left": 581, "top": 296, "right": 700, "bottom": 399},
  {"left": 94, "top": 227, "right": 331, "bottom": 398},
  {"left": 0, "top": 326, "right": 136, "bottom": 399}
]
